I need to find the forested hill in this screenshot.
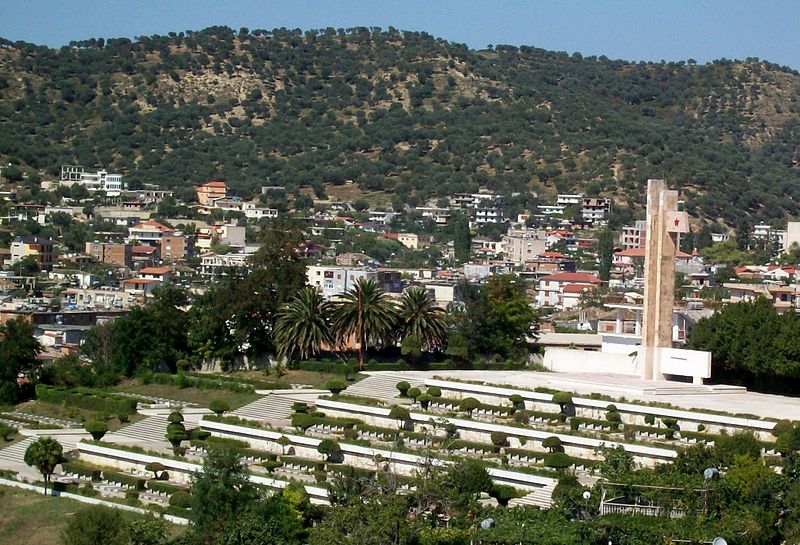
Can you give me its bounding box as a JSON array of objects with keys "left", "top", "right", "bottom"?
[{"left": 2, "top": 25, "right": 800, "bottom": 225}]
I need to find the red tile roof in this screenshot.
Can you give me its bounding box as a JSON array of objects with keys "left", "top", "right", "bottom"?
[
  {"left": 131, "top": 220, "right": 174, "bottom": 233},
  {"left": 200, "top": 181, "right": 227, "bottom": 188},
  {"left": 139, "top": 266, "right": 172, "bottom": 275},
  {"left": 132, "top": 246, "right": 158, "bottom": 255},
  {"left": 540, "top": 272, "right": 601, "bottom": 284},
  {"left": 563, "top": 283, "right": 598, "bottom": 294}
]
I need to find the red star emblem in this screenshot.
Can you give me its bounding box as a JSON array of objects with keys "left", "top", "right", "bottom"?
[{"left": 674, "top": 218, "right": 680, "bottom": 227}]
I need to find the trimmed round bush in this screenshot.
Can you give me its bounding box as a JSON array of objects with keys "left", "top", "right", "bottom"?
[
  {"left": 661, "top": 417, "right": 679, "bottom": 430},
  {"left": 166, "top": 428, "right": 186, "bottom": 448},
  {"left": 644, "top": 414, "right": 655, "bottom": 425},
  {"left": 389, "top": 405, "right": 411, "bottom": 424},
  {"left": 317, "top": 439, "right": 341, "bottom": 460},
  {"left": 545, "top": 452, "right": 573, "bottom": 470},
  {"left": 570, "top": 418, "right": 581, "bottom": 431},
  {"left": 552, "top": 391, "right": 573, "bottom": 406},
  {"left": 167, "top": 412, "right": 184, "bottom": 424},
  {"left": 697, "top": 424, "right": 706, "bottom": 432},
  {"left": 513, "top": 411, "right": 531, "bottom": 425},
  {"left": 407, "top": 387, "right": 421, "bottom": 402},
  {"left": 606, "top": 404, "right": 618, "bottom": 412},
  {"left": 85, "top": 420, "right": 108, "bottom": 441},
  {"left": 542, "top": 436, "right": 562, "bottom": 452},
  {"left": 772, "top": 420, "right": 794, "bottom": 437},
  {"left": 145, "top": 462, "right": 166, "bottom": 479},
  {"left": 169, "top": 491, "right": 192, "bottom": 508},
  {"left": 418, "top": 393, "right": 432, "bottom": 410},
  {"left": 490, "top": 431, "right": 508, "bottom": 448},
  {"left": 292, "top": 413, "right": 315, "bottom": 432},
  {"left": 292, "top": 402, "right": 309, "bottom": 413},
  {"left": 209, "top": 399, "right": 231, "bottom": 416},
  {"left": 459, "top": 397, "right": 480, "bottom": 414},
  {"left": 396, "top": 381, "right": 411, "bottom": 397},
  {"left": 426, "top": 386, "right": 442, "bottom": 398},
  {"left": 167, "top": 421, "right": 185, "bottom": 435},
  {"left": 117, "top": 412, "right": 130, "bottom": 424},
  {"left": 326, "top": 378, "right": 347, "bottom": 395},
  {"left": 606, "top": 412, "right": 622, "bottom": 423}
]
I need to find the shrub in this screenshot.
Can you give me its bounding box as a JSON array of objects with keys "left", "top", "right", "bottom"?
[
  {"left": 606, "top": 404, "right": 618, "bottom": 412},
  {"left": 552, "top": 391, "right": 573, "bottom": 406},
  {"left": 292, "top": 402, "right": 309, "bottom": 413},
  {"left": 772, "top": 420, "right": 794, "bottom": 437},
  {"left": 407, "top": 387, "right": 421, "bottom": 402},
  {"left": 644, "top": 414, "right": 655, "bottom": 425},
  {"left": 418, "top": 393, "right": 432, "bottom": 409},
  {"left": 542, "top": 436, "right": 563, "bottom": 452},
  {"left": 661, "top": 417, "right": 679, "bottom": 430},
  {"left": 145, "top": 462, "right": 166, "bottom": 479},
  {"left": 444, "top": 423, "right": 458, "bottom": 439},
  {"left": 209, "top": 400, "right": 230, "bottom": 416},
  {"left": 459, "top": 397, "right": 480, "bottom": 415},
  {"left": 262, "top": 460, "right": 282, "bottom": 473},
  {"left": 167, "top": 412, "right": 184, "bottom": 424},
  {"left": 490, "top": 484, "right": 519, "bottom": 506},
  {"left": 389, "top": 406, "right": 411, "bottom": 428},
  {"left": 62, "top": 505, "right": 127, "bottom": 545},
  {"left": 117, "top": 413, "right": 129, "bottom": 424},
  {"left": 570, "top": 418, "right": 581, "bottom": 431},
  {"left": 34, "top": 385, "right": 138, "bottom": 416},
  {"left": 313, "top": 470, "right": 327, "bottom": 483},
  {"left": 166, "top": 428, "right": 186, "bottom": 449},
  {"left": 426, "top": 386, "right": 442, "bottom": 398},
  {"left": 513, "top": 411, "right": 531, "bottom": 425},
  {"left": 396, "top": 381, "right": 411, "bottom": 397},
  {"left": 545, "top": 452, "right": 574, "bottom": 470},
  {"left": 85, "top": 420, "right": 108, "bottom": 441},
  {"left": 326, "top": 378, "right": 347, "bottom": 395},
  {"left": 509, "top": 394, "right": 524, "bottom": 412},
  {"left": 0, "top": 424, "right": 17, "bottom": 441},
  {"left": 317, "top": 439, "right": 341, "bottom": 461},
  {"left": 490, "top": 431, "right": 508, "bottom": 448},
  {"left": 169, "top": 491, "right": 192, "bottom": 508},
  {"left": 292, "top": 413, "right": 315, "bottom": 432},
  {"left": 697, "top": 424, "right": 706, "bottom": 432},
  {"left": 606, "top": 412, "right": 622, "bottom": 422}
]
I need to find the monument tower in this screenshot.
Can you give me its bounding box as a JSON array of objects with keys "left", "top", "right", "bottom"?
[{"left": 640, "top": 179, "right": 689, "bottom": 380}]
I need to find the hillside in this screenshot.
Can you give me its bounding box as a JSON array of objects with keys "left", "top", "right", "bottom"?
[{"left": 1, "top": 26, "right": 800, "bottom": 226}]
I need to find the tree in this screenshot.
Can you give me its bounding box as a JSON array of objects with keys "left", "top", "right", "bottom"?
[
  {"left": 331, "top": 278, "right": 399, "bottom": 370},
  {"left": 191, "top": 447, "right": 259, "bottom": 541},
  {"left": 61, "top": 506, "right": 128, "bottom": 545},
  {"left": 275, "top": 287, "right": 335, "bottom": 360},
  {"left": 0, "top": 317, "right": 41, "bottom": 403},
  {"left": 450, "top": 212, "right": 472, "bottom": 263},
  {"left": 317, "top": 439, "right": 342, "bottom": 461},
  {"left": 398, "top": 288, "right": 447, "bottom": 354},
  {"left": 597, "top": 227, "right": 614, "bottom": 282},
  {"left": 24, "top": 436, "right": 63, "bottom": 494},
  {"left": 128, "top": 518, "right": 167, "bottom": 545}
]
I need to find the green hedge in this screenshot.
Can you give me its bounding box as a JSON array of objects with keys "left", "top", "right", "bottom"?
[
  {"left": 141, "top": 372, "right": 258, "bottom": 393},
  {"left": 35, "top": 385, "right": 139, "bottom": 415},
  {"left": 291, "top": 359, "right": 357, "bottom": 375},
  {"left": 146, "top": 480, "right": 184, "bottom": 495},
  {"left": 505, "top": 448, "right": 546, "bottom": 461}
]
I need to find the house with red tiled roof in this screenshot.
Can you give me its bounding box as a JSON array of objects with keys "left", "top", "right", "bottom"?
[
  {"left": 127, "top": 220, "right": 175, "bottom": 246},
  {"left": 121, "top": 277, "right": 161, "bottom": 296},
  {"left": 195, "top": 180, "right": 229, "bottom": 205},
  {"left": 536, "top": 272, "right": 601, "bottom": 309},
  {"left": 138, "top": 266, "right": 173, "bottom": 283}
]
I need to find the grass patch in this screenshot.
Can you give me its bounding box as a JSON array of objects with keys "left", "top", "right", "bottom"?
[
  {"left": 14, "top": 400, "right": 143, "bottom": 432},
  {"left": 114, "top": 380, "right": 259, "bottom": 409},
  {"left": 0, "top": 485, "right": 185, "bottom": 545},
  {"left": 231, "top": 369, "right": 365, "bottom": 390}
]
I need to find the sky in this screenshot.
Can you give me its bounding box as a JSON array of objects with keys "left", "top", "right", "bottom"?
[{"left": 1, "top": 0, "right": 799, "bottom": 70}]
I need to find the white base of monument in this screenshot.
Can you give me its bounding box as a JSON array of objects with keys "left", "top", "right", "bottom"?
[{"left": 542, "top": 336, "right": 712, "bottom": 386}]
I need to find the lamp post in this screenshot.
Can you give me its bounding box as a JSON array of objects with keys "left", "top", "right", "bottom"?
[
  {"left": 582, "top": 490, "right": 591, "bottom": 519},
  {"left": 703, "top": 467, "right": 719, "bottom": 515}
]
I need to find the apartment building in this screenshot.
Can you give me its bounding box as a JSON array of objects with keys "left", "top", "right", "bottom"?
[
  {"left": 502, "top": 229, "right": 548, "bottom": 265},
  {"left": 85, "top": 242, "right": 133, "bottom": 268},
  {"left": 60, "top": 165, "right": 123, "bottom": 193},
  {"left": 9, "top": 235, "right": 55, "bottom": 271},
  {"left": 195, "top": 181, "right": 229, "bottom": 205},
  {"left": 307, "top": 266, "right": 402, "bottom": 299},
  {"left": 127, "top": 220, "right": 175, "bottom": 246}
]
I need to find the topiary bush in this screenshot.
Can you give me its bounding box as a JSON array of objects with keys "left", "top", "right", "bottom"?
[
  {"left": 389, "top": 406, "right": 411, "bottom": 429},
  {"left": 509, "top": 394, "right": 525, "bottom": 412},
  {"left": 661, "top": 417, "right": 679, "bottom": 430},
  {"left": 292, "top": 413, "right": 315, "bottom": 432},
  {"left": 552, "top": 391, "right": 573, "bottom": 406},
  {"left": 396, "top": 381, "right": 411, "bottom": 397},
  {"left": 406, "top": 387, "right": 421, "bottom": 402},
  {"left": 167, "top": 411, "right": 184, "bottom": 424},
  {"left": 169, "top": 491, "right": 192, "bottom": 508},
  {"left": 606, "top": 411, "right": 622, "bottom": 429},
  {"left": 426, "top": 386, "right": 442, "bottom": 398},
  {"left": 490, "top": 431, "right": 508, "bottom": 449},
  {"left": 209, "top": 400, "right": 230, "bottom": 416},
  {"left": 606, "top": 404, "right": 618, "bottom": 412},
  {"left": 317, "top": 439, "right": 341, "bottom": 461},
  {"left": 644, "top": 414, "right": 655, "bottom": 425},
  {"left": 326, "top": 378, "right": 348, "bottom": 395},
  {"left": 418, "top": 393, "right": 432, "bottom": 410},
  {"left": 542, "top": 436, "right": 563, "bottom": 452},
  {"left": 292, "top": 402, "right": 309, "bottom": 414},
  {"left": 697, "top": 424, "right": 706, "bottom": 432},
  {"left": 85, "top": 420, "right": 108, "bottom": 441},
  {"left": 513, "top": 411, "right": 531, "bottom": 425},
  {"left": 459, "top": 397, "right": 480, "bottom": 415},
  {"left": 145, "top": 462, "right": 166, "bottom": 479}
]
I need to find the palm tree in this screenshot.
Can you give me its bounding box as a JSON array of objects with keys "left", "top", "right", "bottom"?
[
  {"left": 331, "top": 278, "right": 399, "bottom": 370},
  {"left": 399, "top": 287, "right": 447, "bottom": 354},
  {"left": 275, "top": 287, "right": 335, "bottom": 360},
  {"left": 24, "top": 437, "right": 63, "bottom": 495}
]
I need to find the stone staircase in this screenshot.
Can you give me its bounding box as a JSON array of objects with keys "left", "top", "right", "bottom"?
[
  {"left": 0, "top": 436, "right": 36, "bottom": 464},
  {"left": 105, "top": 416, "right": 170, "bottom": 444},
  {"left": 342, "top": 373, "right": 425, "bottom": 402},
  {"left": 508, "top": 482, "right": 557, "bottom": 509},
  {"left": 232, "top": 391, "right": 325, "bottom": 422}
]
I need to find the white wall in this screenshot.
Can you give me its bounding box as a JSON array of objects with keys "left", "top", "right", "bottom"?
[{"left": 544, "top": 347, "right": 639, "bottom": 375}]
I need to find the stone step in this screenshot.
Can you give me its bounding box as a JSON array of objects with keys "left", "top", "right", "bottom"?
[
  {"left": 0, "top": 437, "right": 36, "bottom": 462},
  {"left": 341, "top": 373, "right": 426, "bottom": 401},
  {"left": 507, "top": 484, "right": 556, "bottom": 509},
  {"left": 105, "top": 416, "right": 170, "bottom": 443}
]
